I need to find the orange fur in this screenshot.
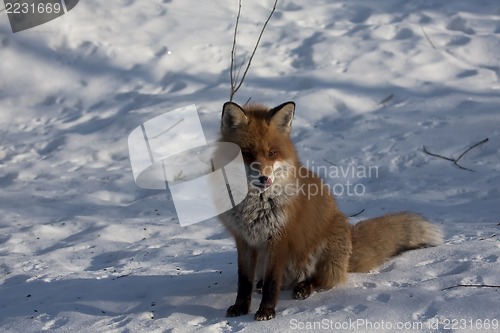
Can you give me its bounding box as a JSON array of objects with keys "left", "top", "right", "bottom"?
[{"left": 218, "top": 101, "right": 443, "bottom": 321}]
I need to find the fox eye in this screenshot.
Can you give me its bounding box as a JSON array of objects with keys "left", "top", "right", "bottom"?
[{"left": 268, "top": 150, "right": 277, "bottom": 157}]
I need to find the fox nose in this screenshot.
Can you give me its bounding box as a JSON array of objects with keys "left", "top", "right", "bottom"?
[{"left": 259, "top": 176, "right": 273, "bottom": 186}]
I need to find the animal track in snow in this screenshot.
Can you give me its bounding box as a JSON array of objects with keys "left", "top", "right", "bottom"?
[
  {"left": 41, "top": 317, "right": 69, "bottom": 331},
  {"left": 412, "top": 302, "right": 439, "bottom": 322},
  {"left": 362, "top": 282, "right": 377, "bottom": 289},
  {"left": 367, "top": 293, "right": 391, "bottom": 303},
  {"left": 447, "top": 16, "right": 475, "bottom": 35},
  {"left": 345, "top": 304, "right": 368, "bottom": 315}
]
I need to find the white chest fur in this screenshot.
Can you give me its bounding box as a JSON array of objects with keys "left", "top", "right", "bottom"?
[{"left": 221, "top": 185, "right": 295, "bottom": 246}]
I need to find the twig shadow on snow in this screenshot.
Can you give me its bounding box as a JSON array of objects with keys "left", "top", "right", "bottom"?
[{"left": 0, "top": 254, "right": 235, "bottom": 323}]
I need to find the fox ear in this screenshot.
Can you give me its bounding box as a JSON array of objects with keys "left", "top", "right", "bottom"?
[
  {"left": 222, "top": 102, "right": 248, "bottom": 131},
  {"left": 268, "top": 101, "right": 295, "bottom": 133}
]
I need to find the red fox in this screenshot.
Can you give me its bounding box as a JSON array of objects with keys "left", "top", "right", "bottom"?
[{"left": 218, "top": 101, "right": 443, "bottom": 321}]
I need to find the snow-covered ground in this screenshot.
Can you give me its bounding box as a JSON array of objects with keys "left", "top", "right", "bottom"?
[{"left": 1, "top": 0, "right": 499, "bottom": 332}]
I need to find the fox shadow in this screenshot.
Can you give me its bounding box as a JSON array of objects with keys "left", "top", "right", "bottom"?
[{"left": 0, "top": 251, "right": 238, "bottom": 325}]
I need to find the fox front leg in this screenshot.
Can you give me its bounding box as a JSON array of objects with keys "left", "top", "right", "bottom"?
[
  {"left": 226, "top": 238, "right": 257, "bottom": 317},
  {"left": 254, "top": 243, "right": 287, "bottom": 321}
]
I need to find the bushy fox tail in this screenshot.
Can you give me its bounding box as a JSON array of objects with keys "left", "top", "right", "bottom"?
[{"left": 348, "top": 212, "right": 443, "bottom": 273}]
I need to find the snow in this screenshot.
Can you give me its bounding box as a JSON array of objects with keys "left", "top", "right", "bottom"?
[{"left": 0, "top": 0, "right": 499, "bottom": 332}]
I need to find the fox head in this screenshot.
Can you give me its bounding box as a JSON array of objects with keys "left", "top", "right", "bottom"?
[{"left": 220, "top": 101, "right": 299, "bottom": 191}]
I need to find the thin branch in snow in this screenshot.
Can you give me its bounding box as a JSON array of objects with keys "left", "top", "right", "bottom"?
[
  {"left": 349, "top": 209, "right": 365, "bottom": 218},
  {"left": 229, "top": 0, "right": 279, "bottom": 101},
  {"left": 441, "top": 284, "right": 500, "bottom": 291},
  {"left": 113, "top": 272, "right": 133, "bottom": 280},
  {"left": 422, "top": 146, "right": 455, "bottom": 162},
  {"left": 454, "top": 138, "right": 489, "bottom": 164},
  {"left": 229, "top": 0, "right": 242, "bottom": 99},
  {"left": 421, "top": 25, "right": 436, "bottom": 49},
  {"left": 379, "top": 94, "right": 394, "bottom": 106},
  {"left": 323, "top": 159, "right": 338, "bottom": 166},
  {"left": 423, "top": 138, "right": 489, "bottom": 172}
]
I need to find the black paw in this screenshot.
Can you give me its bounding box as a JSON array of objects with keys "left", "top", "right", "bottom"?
[
  {"left": 255, "top": 279, "right": 263, "bottom": 293},
  {"left": 254, "top": 308, "right": 276, "bottom": 321},
  {"left": 292, "top": 280, "right": 312, "bottom": 300},
  {"left": 226, "top": 303, "right": 249, "bottom": 317}
]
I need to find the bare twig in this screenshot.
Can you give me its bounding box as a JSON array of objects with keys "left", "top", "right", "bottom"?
[
  {"left": 150, "top": 118, "right": 184, "bottom": 140},
  {"left": 455, "top": 138, "right": 489, "bottom": 164},
  {"left": 229, "top": 0, "right": 242, "bottom": 97},
  {"left": 479, "top": 234, "right": 496, "bottom": 241},
  {"left": 323, "top": 159, "right": 338, "bottom": 166},
  {"left": 229, "top": 0, "right": 279, "bottom": 101},
  {"left": 421, "top": 25, "right": 436, "bottom": 49},
  {"left": 379, "top": 94, "right": 394, "bottom": 105},
  {"left": 422, "top": 146, "right": 455, "bottom": 162},
  {"left": 113, "top": 272, "right": 133, "bottom": 280},
  {"left": 441, "top": 284, "right": 500, "bottom": 291},
  {"left": 423, "top": 138, "right": 489, "bottom": 172},
  {"left": 349, "top": 209, "right": 365, "bottom": 218}
]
